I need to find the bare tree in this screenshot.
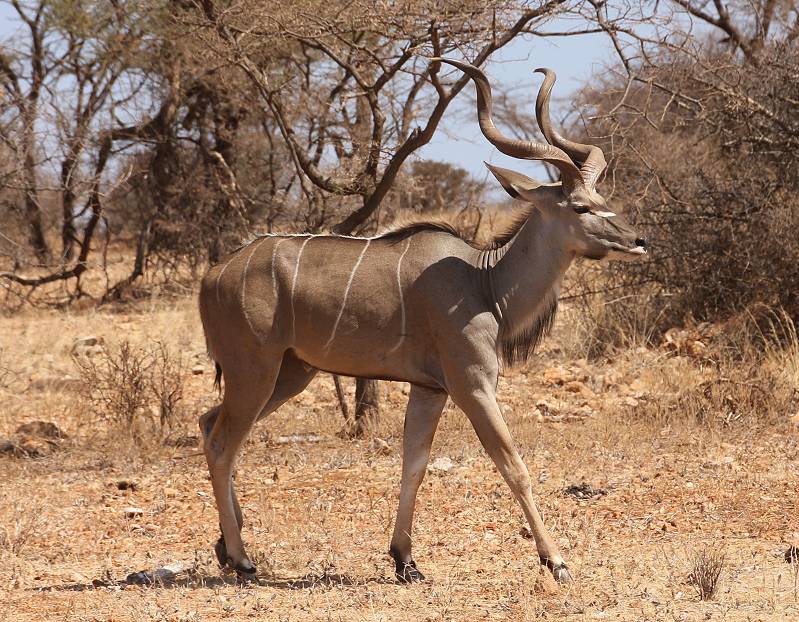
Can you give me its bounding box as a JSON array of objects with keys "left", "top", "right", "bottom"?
[
  {"left": 396, "top": 160, "right": 488, "bottom": 216},
  {"left": 0, "top": 2, "right": 293, "bottom": 302},
  {"left": 0, "top": 1, "right": 175, "bottom": 300},
  {"left": 0, "top": 1, "right": 54, "bottom": 262}
]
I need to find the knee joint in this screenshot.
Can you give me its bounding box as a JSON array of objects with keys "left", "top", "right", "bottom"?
[{"left": 505, "top": 467, "right": 531, "bottom": 493}]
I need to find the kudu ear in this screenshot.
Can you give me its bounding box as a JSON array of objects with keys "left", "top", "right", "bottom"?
[{"left": 485, "top": 162, "right": 561, "bottom": 202}]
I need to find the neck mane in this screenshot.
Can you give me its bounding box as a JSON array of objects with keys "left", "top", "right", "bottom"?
[
  {"left": 479, "top": 207, "right": 572, "bottom": 368},
  {"left": 378, "top": 208, "right": 533, "bottom": 249}
]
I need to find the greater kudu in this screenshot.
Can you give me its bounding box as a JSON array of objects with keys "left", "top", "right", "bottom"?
[{"left": 198, "top": 58, "right": 647, "bottom": 584}]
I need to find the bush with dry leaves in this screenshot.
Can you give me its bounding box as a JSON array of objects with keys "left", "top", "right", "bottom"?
[{"left": 73, "top": 340, "right": 186, "bottom": 444}]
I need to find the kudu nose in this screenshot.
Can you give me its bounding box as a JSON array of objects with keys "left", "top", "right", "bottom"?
[{"left": 635, "top": 237, "right": 647, "bottom": 248}]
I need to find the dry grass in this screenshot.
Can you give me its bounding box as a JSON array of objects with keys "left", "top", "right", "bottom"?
[
  {"left": 1, "top": 296, "right": 798, "bottom": 621},
  {"left": 688, "top": 546, "right": 726, "bottom": 601},
  {"left": 73, "top": 340, "right": 187, "bottom": 445}
]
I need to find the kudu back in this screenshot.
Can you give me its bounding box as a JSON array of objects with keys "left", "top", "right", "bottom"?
[{"left": 198, "top": 58, "right": 647, "bottom": 584}]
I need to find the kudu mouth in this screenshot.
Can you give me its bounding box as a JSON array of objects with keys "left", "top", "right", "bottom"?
[
  {"left": 604, "top": 240, "right": 647, "bottom": 261},
  {"left": 585, "top": 211, "right": 647, "bottom": 261}
]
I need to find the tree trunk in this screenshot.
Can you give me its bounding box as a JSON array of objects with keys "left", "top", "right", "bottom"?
[
  {"left": 22, "top": 148, "right": 49, "bottom": 263},
  {"left": 354, "top": 377, "right": 380, "bottom": 437},
  {"left": 60, "top": 153, "right": 78, "bottom": 263}
]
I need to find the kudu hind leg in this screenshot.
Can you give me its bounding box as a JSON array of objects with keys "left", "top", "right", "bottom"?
[
  {"left": 203, "top": 370, "right": 278, "bottom": 576},
  {"left": 390, "top": 385, "right": 447, "bottom": 582},
  {"left": 455, "top": 390, "right": 572, "bottom": 583},
  {"left": 201, "top": 407, "right": 244, "bottom": 531},
  {"left": 202, "top": 353, "right": 314, "bottom": 574},
  {"left": 256, "top": 350, "right": 317, "bottom": 421},
  {"left": 200, "top": 406, "right": 243, "bottom": 567}
]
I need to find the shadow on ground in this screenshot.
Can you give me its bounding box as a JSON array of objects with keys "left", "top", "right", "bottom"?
[{"left": 36, "top": 571, "right": 399, "bottom": 592}]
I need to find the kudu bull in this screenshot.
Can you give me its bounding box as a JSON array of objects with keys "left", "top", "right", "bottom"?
[{"left": 198, "top": 58, "right": 647, "bottom": 584}]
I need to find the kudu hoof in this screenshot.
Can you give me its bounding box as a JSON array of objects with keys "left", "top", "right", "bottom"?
[
  {"left": 216, "top": 534, "right": 258, "bottom": 581},
  {"left": 395, "top": 559, "right": 425, "bottom": 583},
  {"left": 540, "top": 556, "right": 573, "bottom": 583},
  {"left": 551, "top": 564, "right": 573, "bottom": 583},
  {"left": 229, "top": 558, "right": 258, "bottom": 585},
  {"left": 235, "top": 568, "right": 260, "bottom": 585}
]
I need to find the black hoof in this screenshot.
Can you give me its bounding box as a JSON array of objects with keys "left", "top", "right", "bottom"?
[
  {"left": 395, "top": 559, "right": 425, "bottom": 583},
  {"left": 214, "top": 536, "right": 228, "bottom": 567},
  {"left": 230, "top": 558, "right": 256, "bottom": 574},
  {"left": 235, "top": 569, "right": 260, "bottom": 585},
  {"left": 231, "top": 557, "right": 258, "bottom": 584},
  {"left": 539, "top": 555, "right": 573, "bottom": 583}
]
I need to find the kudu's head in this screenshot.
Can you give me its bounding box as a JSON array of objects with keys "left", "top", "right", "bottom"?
[{"left": 437, "top": 59, "right": 647, "bottom": 261}]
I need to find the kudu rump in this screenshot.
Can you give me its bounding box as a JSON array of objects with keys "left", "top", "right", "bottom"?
[{"left": 198, "top": 59, "right": 647, "bottom": 584}]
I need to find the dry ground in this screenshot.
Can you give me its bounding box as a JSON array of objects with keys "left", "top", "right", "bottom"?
[{"left": 1, "top": 297, "right": 798, "bottom": 621}]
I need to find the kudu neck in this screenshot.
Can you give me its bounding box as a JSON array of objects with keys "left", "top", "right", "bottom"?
[{"left": 484, "top": 204, "right": 574, "bottom": 334}]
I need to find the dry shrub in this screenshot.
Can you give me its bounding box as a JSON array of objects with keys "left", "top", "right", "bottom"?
[
  {"left": 670, "top": 364, "right": 791, "bottom": 428},
  {"left": 150, "top": 342, "right": 186, "bottom": 429},
  {"left": 0, "top": 347, "right": 9, "bottom": 389},
  {"left": 569, "top": 43, "right": 799, "bottom": 342},
  {"left": 561, "top": 279, "right": 666, "bottom": 358},
  {"left": 0, "top": 503, "right": 44, "bottom": 556},
  {"left": 687, "top": 546, "right": 726, "bottom": 601},
  {"left": 635, "top": 308, "right": 799, "bottom": 429},
  {"left": 73, "top": 340, "right": 185, "bottom": 444}
]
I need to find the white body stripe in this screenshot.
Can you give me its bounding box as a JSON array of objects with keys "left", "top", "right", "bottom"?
[
  {"left": 270, "top": 237, "right": 290, "bottom": 304},
  {"left": 290, "top": 236, "right": 316, "bottom": 337},
  {"left": 386, "top": 238, "right": 412, "bottom": 355},
  {"left": 214, "top": 252, "right": 238, "bottom": 304},
  {"left": 324, "top": 239, "right": 371, "bottom": 349},
  {"left": 240, "top": 237, "right": 268, "bottom": 338}
]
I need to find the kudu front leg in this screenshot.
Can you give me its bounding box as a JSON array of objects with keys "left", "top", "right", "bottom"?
[
  {"left": 390, "top": 385, "right": 448, "bottom": 583},
  {"left": 457, "top": 390, "right": 572, "bottom": 583}
]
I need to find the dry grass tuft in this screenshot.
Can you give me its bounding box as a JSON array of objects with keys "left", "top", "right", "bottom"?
[
  {"left": 562, "top": 301, "right": 799, "bottom": 431},
  {"left": 662, "top": 359, "right": 794, "bottom": 428},
  {"left": 0, "top": 347, "right": 10, "bottom": 390},
  {"left": 73, "top": 340, "right": 186, "bottom": 444},
  {"left": 561, "top": 286, "right": 665, "bottom": 358},
  {"left": 687, "top": 546, "right": 726, "bottom": 601},
  {"left": 0, "top": 503, "right": 44, "bottom": 556}
]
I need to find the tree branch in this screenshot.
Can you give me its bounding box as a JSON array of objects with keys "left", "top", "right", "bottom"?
[{"left": 334, "top": 0, "right": 567, "bottom": 234}]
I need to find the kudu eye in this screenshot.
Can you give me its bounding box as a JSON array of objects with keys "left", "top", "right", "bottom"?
[{"left": 573, "top": 206, "right": 590, "bottom": 214}]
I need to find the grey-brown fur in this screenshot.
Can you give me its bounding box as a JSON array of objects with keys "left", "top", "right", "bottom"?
[
  {"left": 384, "top": 212, "right": 556, "bottom": 367},
  {"left": 196, "top": 59, "right": 647, "bottom": 586}
]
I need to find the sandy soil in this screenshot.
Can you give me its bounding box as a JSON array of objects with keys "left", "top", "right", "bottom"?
[{"left": 1, "top": 298, "right": 797, "bottom": 621}]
